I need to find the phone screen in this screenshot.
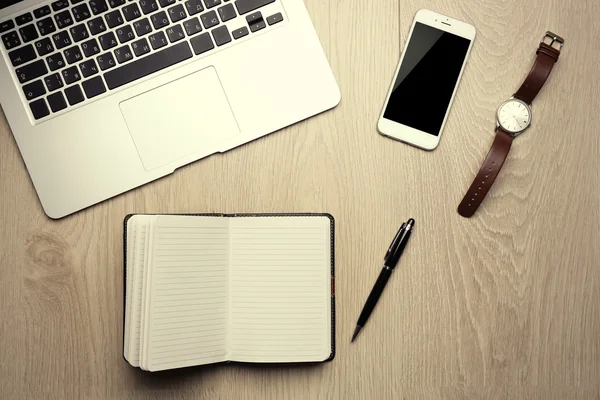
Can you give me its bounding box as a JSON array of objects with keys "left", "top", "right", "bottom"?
[{"left": 383, "top": 22, "right": 471, "bottom": 136}]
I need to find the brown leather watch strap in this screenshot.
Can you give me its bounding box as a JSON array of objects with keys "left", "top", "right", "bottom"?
[
  {"left": 458, "top": 129, "right": 514, "bottom": 218},
  {"left": 513, "top": 41, "right": 561, "bottom": 104}
]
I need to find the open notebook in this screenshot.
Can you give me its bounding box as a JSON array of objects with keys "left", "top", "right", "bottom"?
[{"left": 123, "top": 214, "right": 335, "bottom": 372}]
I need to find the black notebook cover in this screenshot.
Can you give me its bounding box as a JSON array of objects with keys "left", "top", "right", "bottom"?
[{"left": 122, "top": 213, "right": 336, "bottom": 364}]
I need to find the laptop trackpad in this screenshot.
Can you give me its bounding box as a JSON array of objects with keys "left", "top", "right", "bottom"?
[{"left": 120, "top": 67, "right": 240, "bottom": 171}]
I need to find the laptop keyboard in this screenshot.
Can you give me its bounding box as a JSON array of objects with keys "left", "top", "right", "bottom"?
[{"left": 0, "top": 0, "right": 284, "bottom": 121}]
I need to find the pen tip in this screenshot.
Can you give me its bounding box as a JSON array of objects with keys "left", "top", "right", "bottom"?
[
  {"left": 351, "top": 326, "right": 362, "bottom": 343},
  {"left": 407, "top": 218, "right": 415, "bottom": 228}
]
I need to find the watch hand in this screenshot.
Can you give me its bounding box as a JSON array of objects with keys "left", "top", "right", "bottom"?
[{"left": 512, "top": 116, "right": 522, "bottom": 129}]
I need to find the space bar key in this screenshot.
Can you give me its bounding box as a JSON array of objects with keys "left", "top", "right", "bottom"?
[{"left": 104, "top": 42, "right": 193, "bottom": 90}]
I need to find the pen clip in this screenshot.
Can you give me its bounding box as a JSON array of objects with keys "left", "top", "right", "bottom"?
[{"left": 385, "top": 222, "right": 406, "bottom": 262}]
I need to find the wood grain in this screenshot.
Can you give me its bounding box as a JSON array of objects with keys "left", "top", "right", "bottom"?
[{"left": 1, "top": 0, "right": 599, "bottom": 398}]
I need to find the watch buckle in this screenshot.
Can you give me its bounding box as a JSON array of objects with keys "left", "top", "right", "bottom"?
[{"left": 543, "top": 31, "right": 564, "bottom": 51}]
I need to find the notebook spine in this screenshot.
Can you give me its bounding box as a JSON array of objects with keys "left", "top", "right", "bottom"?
[
  {"left": 327, "top": 213, "right": 335, "bottom": 362},
  {"left": 122, "top": 214, "right": 134, "bottom": 363}
]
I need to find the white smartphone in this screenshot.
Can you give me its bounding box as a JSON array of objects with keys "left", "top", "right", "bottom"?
[{"left": 377, "top": 9, "right": 476, "bottom": 150}]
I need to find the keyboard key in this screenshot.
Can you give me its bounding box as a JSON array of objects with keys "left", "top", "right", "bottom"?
[
  {"left": 72, "top": 4, "right": 91, "bottom": 22},
  {"left": 51, "top": 0, "right": 69, "bottom": 12},
  {"left": 114, "top": 44, "right": 134, "bottom": 63},
  {"left": 82, "top": 76, "right": 106, "bottom": 98},
  {"left": 249, "top": 19, "right": 265, "bottom": 32},
  {"left": 52, "top": 31, "right": 72, "bottom": 49},
  {"left": 65, "top": 84, "right": 84, "bottom": 105},
  {"left": 231, "top": 26, "right": 247, "bottom": 39},
  {"left": 8, "top": 44, "right": 36, "bottom": 66},
  {"left": 35, "top": 37, "right": 54, "bottom": 56},
  {"left": 234, "top": 0, "right": 274, "bottom": 15},
  {"left": 190, "top": 31, "right": 213, "bottom": 54},
  {"left": 116, "top": 25, "right": 135, "bottom": 43},
  {"left": 266, "top": 12, "right": 282, "bottom": 25},
  {"left": 70, "top": 24, "right": 89, "bottom": 42},
  {"left": 81, "top": 38, "right": 101, "bottom": 57},
  {"left": 90, "top": 0, "right": 109, "bottom": 15},
  {"left": 108, "top": 0, "right": 126, "bottom": 7},
  {"left": 204, "top": 0, "right": 221, "bottom": 8},
  {"left": 150, "top": 11, "right": 169, "bottom": 29},
  {"left": 183, "top": 17, "right": 202, "bottom": 36},
  {"left": 55, "top": 10, "right": 74, "bottom": 29},
  {"left": 36, "top": 17, "right": 56, "bottom": 35},
  {"left": 97, "top": 52, "right": 116, "bottom": 70},
  {"left": 79, "top": 59, "right": 98, "bottom": 78},
  {"left": 23, "top": 79, "right": 46, "bottom": 100},
  {"left": 159, "top": 0, "right": 175, "bottom": 6},
  {"left": 105, "top": 9, "right": 124, "bottom": 28},
  {"left": 64, "top": 45, "right": 83, "bottom": 64},
  {"left": 15, "top": 60, "right": 48, "bottom": 83},
  {"left": 46, "top": 52, "right": 66, "bottom": 71},
  {"left": 245, "top": 10, "right": 261, "bottom": 24},
  {"left": 72, "top": 0, "right": 86, "bottom": 4},
  {"left": 47, "top": 92, "right": 68, "bottom": 112},
  {"left": 104, "top": 41, "right": 192, "bottom": 89},
  {"left": 79, "top": 59, "right": 99, "bottom": 77},
  {"left": 15, "top": 13, "right": 33, "bottom": 26},
  {"left": 44, "top": 72, "right": 64, "bottom": 91},
  {"left": 133, "top": 18, "right": 152, "bottom": 36},
  {"left": 168, "top": 4, "right": 186, "bottom": 22},
  {"left": 247, "top": 12, "right": 265, "bottom": 32},
  {"left": 0, "top": 20, "right": 15, "bottom": 33},
  {"left": 131, "top": 37, "right": 150, "bottom": 56},
  {"left": 33, "top": 6, "right": 52, "bottom": 19},
  {"left": 99, "top": 31, "right": 118, "bottom": 49},
  {"left": 29, "top": 98, "right": 49, "bottom": 119},
  {"left": 200, "top": 10, "right": 219, "bottom": 29},
  {"left": 166, "top": 24, "right": 184, "bottom": 42},
  {"left": 211, "top": 25, "right": 230, "bottom": 46},
  {"left": 218, "top": 3, "right": 236, "bottom": 22},
  {"left": 87, "top": 17, "right": 107, "bottom": 35},
  {"left": 19, "top": 24, "right": 39, "bottom": 42},
  {"left": 2, "top": 31, "right": 20, "bottom": 50},
  {"left": 139, "top": 0, "right": 158, "bottom": 15},
  {"left": 122, "top": 3, "right": 141, "bottom": 21},
  {"left": 148, "top": 30, "right": 167, "bottom": 49},
  {"left": 185, "top": 0, "right": 204, "bottom": 16},
  {"left": 62, "top": 66, "right": 81, "bottom": 84}
]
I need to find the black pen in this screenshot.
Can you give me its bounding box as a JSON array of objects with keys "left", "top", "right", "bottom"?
[{"left": 351, "top": 218, "right": 415, "bottom": 342}]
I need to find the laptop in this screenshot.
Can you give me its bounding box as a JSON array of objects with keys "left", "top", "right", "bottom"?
[{"left": 0, "top": 0, "right": 340, "bottom": 218}]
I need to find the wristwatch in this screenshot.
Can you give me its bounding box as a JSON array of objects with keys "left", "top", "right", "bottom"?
[{"left": 457, "top": 31, "right": 564, "bottom": 218}]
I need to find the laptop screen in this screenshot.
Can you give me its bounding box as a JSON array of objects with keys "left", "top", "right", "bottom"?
[{"left": 0, "top": 0, "right": 24, "bottom": 11}]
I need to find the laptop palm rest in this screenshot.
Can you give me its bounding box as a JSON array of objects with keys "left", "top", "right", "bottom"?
[{"left": 120, "top": 66, "right": 240, "bottom": 172}]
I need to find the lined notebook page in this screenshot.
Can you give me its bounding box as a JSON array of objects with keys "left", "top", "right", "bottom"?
[
  {"left": 229, "top": 216, "right": 332, "bottom": 363},
  {"left": 146, "top": 216, "right": 230, "bottom": 371},
  {"left": 140, "top": 216, "right": 157, "bottom": 369}
]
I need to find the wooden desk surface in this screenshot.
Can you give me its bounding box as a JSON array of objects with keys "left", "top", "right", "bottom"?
[{"left": 1, "top": 0, "right": 598, "bottom": 398}]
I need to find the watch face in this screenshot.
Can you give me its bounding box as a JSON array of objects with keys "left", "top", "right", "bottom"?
[{"left": 497, "top": 99, "right": 532, "bottom": 134}]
